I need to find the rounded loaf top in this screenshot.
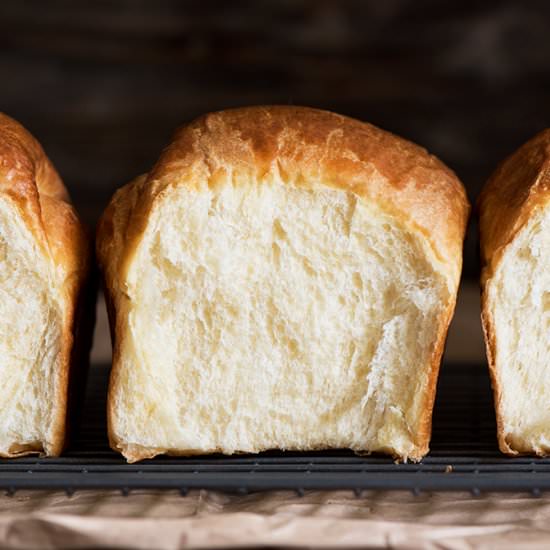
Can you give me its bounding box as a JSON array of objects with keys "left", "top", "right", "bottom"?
[{"left": 101, "top": 106, "right": 470, "bottom": 287}]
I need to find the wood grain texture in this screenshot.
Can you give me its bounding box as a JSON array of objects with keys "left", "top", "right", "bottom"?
[{"left": 1, "top": 0, "right": 549, "bottom": 278}]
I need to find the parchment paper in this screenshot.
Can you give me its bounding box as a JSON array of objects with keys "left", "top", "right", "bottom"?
[{"left": 0, "top": 489, "right": 548, "bottom": 549}]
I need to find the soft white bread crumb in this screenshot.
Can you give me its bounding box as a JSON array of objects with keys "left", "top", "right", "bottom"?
[
  {"left": 485, "top": 207, "right": 550, "bottom": 453},
  {"left": 0, "top": 198, "right": 61, "bottom": 454},
  {"left": 112, "top": 181, "right": 448, "bottom": 459},
  {"left": 99, "top": 106, "right": 469, "bottom": 462}
]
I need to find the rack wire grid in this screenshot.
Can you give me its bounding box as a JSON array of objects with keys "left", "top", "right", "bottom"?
[{"left": 0, "top": 363, "right": 548, "bottom": 495}]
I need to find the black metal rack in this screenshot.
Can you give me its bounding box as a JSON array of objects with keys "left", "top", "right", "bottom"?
[{"left": 1, "top": 363, "right": 549, "bottom": 494}]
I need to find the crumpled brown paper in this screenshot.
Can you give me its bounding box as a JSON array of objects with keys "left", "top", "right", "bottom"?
[{"left": 0, "top": 489, "right": 549, "bottom": 549}]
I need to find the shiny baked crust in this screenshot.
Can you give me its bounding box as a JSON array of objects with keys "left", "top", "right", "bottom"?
[
  {"left": 0, "top": 113, "right": 89, "bottom": 457},
  {"left": 479, "top": 129, "right": 550, "bottom": 455},
  {"left": 97, "top": 106, "right": 469, "bottom": 462}
]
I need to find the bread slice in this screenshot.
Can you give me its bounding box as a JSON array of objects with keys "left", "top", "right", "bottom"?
[
  {"left": 97, "top": 106, "right": 469, "bottom": 463},
  {"left": 479, "top": 129, "right": 550, "bottom": 455},
  {"left": 0, "top": 113, "right": 90, "bottom": 457}
]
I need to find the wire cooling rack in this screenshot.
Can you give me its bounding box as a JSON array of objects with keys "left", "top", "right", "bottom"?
[{"left": 0, "top": 363, "right": 549, "bottom": 494}]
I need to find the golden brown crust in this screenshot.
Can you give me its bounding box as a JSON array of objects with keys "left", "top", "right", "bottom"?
[
  {"left": 97, "top": 106, "right": 470, "bottom": 462},
  {"left": 478, "top": 129, "right": 550, "bottom": 456},
  {"left": 0, "top": 113, "right": 89, "bottom": 457}
]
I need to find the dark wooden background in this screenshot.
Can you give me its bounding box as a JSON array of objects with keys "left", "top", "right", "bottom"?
[{"left": 1, "top": 0, "right": 549, "bottom": 279}]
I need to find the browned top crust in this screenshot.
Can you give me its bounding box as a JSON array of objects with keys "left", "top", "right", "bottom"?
[
  {"left": 478, "top": 129, "right": 550, "bottom": 280},
  {"left": 98, "top": 106, "right": 469, "bottom": 290},
  {"left": 0, "top": 113, "right": 88, "bottom": 282}
]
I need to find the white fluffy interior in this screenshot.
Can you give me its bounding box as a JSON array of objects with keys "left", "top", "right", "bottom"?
[
  {"left": 488, "top": 206, "right": 550, "bottom": 453},
  {"left": 116, "top": 178, "right": 449, "bottom": 458},
  {"left": 0, "top": 198, "right": 61, "bottom": 454}
]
